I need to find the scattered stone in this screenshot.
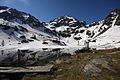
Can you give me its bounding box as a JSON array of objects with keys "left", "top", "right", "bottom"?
[
  {"left": 55, "top": 59, "right": 62, "bottom": 64},
  {"left": 83, "top": 63, "right": 101, "bottom": 74}
]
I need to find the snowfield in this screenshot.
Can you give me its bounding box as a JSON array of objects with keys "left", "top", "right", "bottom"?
[{"left": 0, "top": 6, "right": 120, "bottom": 54}]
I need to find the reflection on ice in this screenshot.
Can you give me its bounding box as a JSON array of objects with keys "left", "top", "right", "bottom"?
[{"left": 0, "top": 46, "right": 83, "bottom": 66}]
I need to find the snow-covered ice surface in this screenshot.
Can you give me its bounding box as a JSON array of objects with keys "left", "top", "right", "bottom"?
[{"left": 0, "top": 42, "right": 85, "bottom": 66}]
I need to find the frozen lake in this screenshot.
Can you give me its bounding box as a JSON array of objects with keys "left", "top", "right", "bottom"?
[{"left": 0, "top": 46, "right": 85, "bottom": 66}]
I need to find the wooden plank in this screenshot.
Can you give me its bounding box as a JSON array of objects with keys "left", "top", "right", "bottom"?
[{"left": 0, "top": 65, "right": 53, "bottom": 73}]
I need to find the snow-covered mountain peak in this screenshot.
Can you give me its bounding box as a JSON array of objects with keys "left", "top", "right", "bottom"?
[
  {"left": 0, "top": 6, "right": 67, "bottom": 50},
  {"left": 88, "top": 9, "right": 120, "bottom": 49},
  {"left": 103, "top": 9, "right": 120, "bottom": 26},
  {"left": 49, "top": 16, "right": 85, "bottom": 28},
  {"left": 0, "top": 6, "right": 43, "bottom": 28},
  {"left": 46, "top": 16, "right": 87, "bottom": 37},
  {"left": 87, "top": 9, "right": 120, "bottom": 39},
  {"left": 45, "top": 16, "right": 89, "bottom": 46},
  {"left": 0, "top": 6, "right": 8, "bottom": 10},
  {"left": 112, "top": 9, "right": 120, "bottom": 25},
  {"left": 0, "top": 6, "right": 120, "bottom": 50}
]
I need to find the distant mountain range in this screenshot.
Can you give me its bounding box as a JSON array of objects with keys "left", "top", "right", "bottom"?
[{"left": 0, "top": 6, "right": 120, "bottom": 49}]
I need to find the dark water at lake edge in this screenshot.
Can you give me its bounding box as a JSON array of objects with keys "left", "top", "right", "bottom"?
[
  {"left": 0, "top": 47, "right": 79, "bottom": 66},
  {"left": 0, "top": 47, "right": 83, "bottom": 80}
]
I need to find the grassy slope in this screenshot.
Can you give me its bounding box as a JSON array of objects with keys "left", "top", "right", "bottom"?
[{"left": 23, "top": 48, "right": 120, "bottom": 80}]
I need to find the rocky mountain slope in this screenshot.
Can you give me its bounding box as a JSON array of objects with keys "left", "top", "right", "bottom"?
[
  {"left": 0, "top": 6, "right": 120, "bottom": 50},
  {"left": 47, "top": 16, "right": 89, "bottom": 46},
  {"left": 47, "top": 9, "right": 120, "bottom": 49},
  {"left": 0, "top": 6, "right": 65, "bottom": 50},
  {"left": 25, "top": 48, "right": 120, "bottom": 80},
  {"left": 88, "top": 9, "right": 120, "bottom": 49}
]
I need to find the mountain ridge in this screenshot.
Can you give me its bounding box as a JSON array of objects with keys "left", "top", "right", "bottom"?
[{"left": 0, "top": 6, "right": 120, "bottom": 50}]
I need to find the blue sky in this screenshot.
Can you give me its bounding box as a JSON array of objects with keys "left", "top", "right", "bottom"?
[{"left": 0, "top": 0, "right": 120, "bottom": 23}]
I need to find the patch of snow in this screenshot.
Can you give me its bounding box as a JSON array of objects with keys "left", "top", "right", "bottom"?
[
  {"left": 23, "top": 14, "right": 29, "bottom": 20},
  {"left": 0, "top": 10, "right": 6, "bottom": 13}
]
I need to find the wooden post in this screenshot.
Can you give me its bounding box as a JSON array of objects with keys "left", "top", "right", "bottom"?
[
  {"left": 18, "top": 49, "right": 21, "bottom": 66},
  {"left": 1, "top": 40, "right": 4, "bottom": 46},
  {"left": 84, "top": 40, "right": 90, "bottom": 50}
]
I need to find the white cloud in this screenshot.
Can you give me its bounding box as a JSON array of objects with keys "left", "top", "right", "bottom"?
[
  {"left": 19, "top": 0, "right": 29, "bottom": 5},
  {"left": 0, "top": 0, "right": 12, "bottom": 5},
  {"left": 0, "top": 0, "right": 30, "bottom": 6}
]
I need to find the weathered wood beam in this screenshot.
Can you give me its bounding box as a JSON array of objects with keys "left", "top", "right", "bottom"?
[{"left": 0, "top": 65, "right": 53, "bottom": 73}]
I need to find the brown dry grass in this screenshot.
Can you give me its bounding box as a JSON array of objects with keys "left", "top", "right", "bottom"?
[{"left": 23, "top": 48, "right": 120, "bottom": 80}]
